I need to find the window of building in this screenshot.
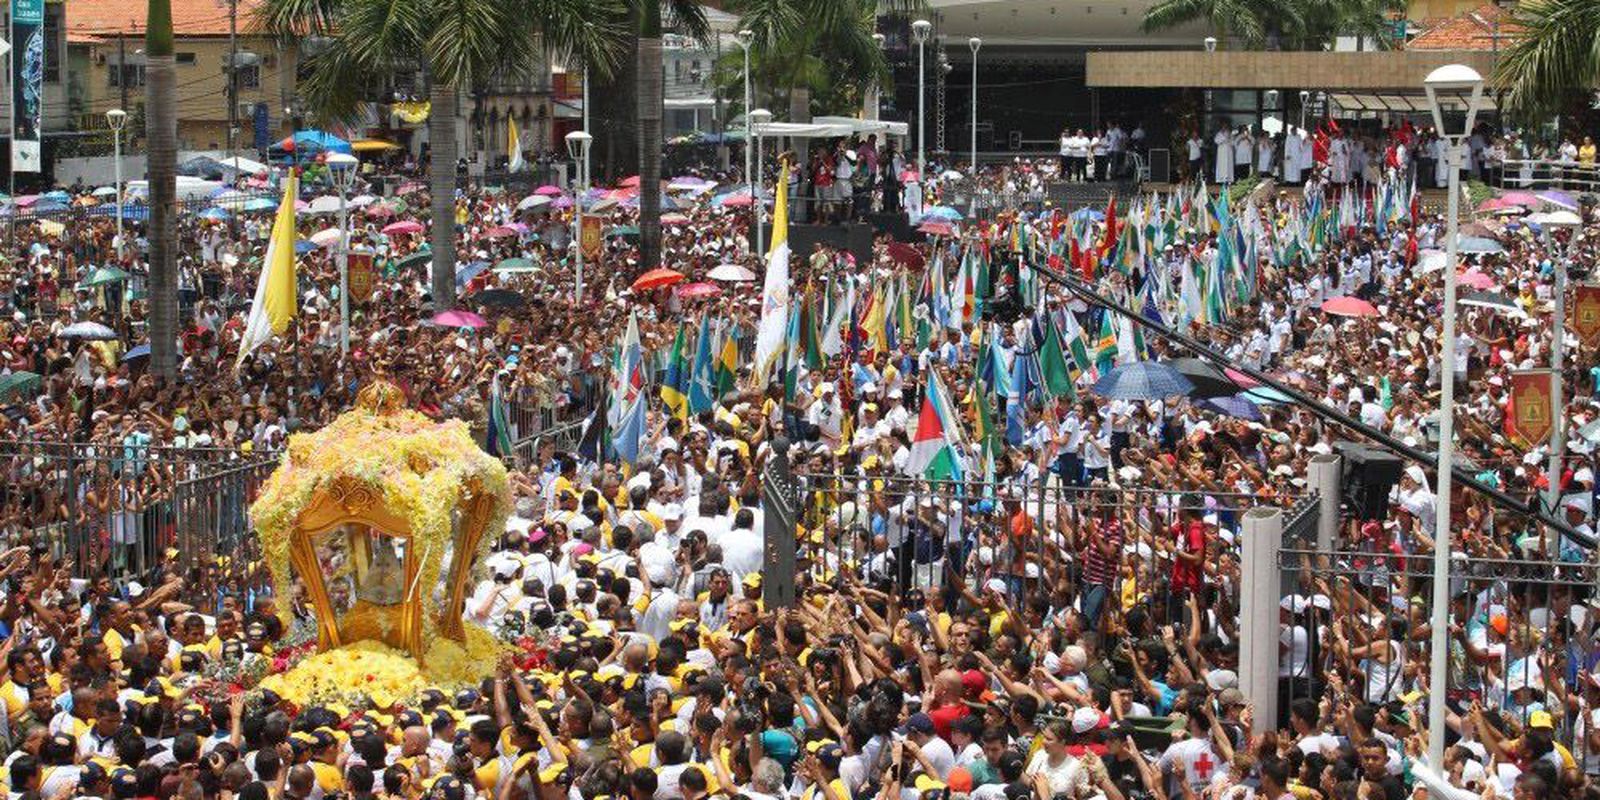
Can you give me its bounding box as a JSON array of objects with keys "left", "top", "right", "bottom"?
[
  {"left": 237, "top": 64, "right": 260, "bottom": 89},
  {"left": 108, "top": 64, "right": 145, "bottom": 88},
  {"left": 176, "top": 52, "right": 196, "bottom": 65}
]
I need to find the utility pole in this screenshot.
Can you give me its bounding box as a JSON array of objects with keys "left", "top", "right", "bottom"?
[
  {"left": 118, "top": 34, "right": 128, "bottom": 113},
  {"left": 226, "top": 0, "right": 237, "bottom": 159}
]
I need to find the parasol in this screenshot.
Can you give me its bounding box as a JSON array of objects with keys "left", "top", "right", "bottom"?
[
  {"left": 631, "top": 268, "right": 685, "bottom": 292},
  {"left": 1320, "top": 296, "right": 1378, "bottom": 317}
]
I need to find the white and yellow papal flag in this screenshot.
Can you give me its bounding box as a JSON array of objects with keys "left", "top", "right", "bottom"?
[
  {"left": 752, "top": 160, "right": 790, "bottom": 387},
  {"left": 235, "top": 169, "right": 300, "bottom": 368},
  {"left": 508, "top": 117, "right": 526, "bottom": 172}
]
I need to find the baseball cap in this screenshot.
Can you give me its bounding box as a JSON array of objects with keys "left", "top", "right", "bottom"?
[
  {"left": 898, "top": 712, "right": 935, "bottom": 735},
  {"left": 1529, "top": 710, "right": 1555, "bottom": 730},
  {"left": 1070, "top": 706, "right": 1102, "bottom": 734}
]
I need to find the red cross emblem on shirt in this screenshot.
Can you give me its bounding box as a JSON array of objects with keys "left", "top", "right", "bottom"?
[{"left": 1194, "top": 753, "right": 1215, "bottom": 780}]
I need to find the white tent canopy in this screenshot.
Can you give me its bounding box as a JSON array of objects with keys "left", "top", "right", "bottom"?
[{"left": 735, "top": 116, "right": 909, "bottom": 139}]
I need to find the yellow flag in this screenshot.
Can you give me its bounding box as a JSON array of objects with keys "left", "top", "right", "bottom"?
[{"left": 237, "top": 170, "right": 299, "bottom": 366}]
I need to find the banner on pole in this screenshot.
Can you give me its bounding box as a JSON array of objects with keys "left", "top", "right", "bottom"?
[
  {"left": 1572, "top": 284, "right": 1600, "bottom": 346},
  {"left": 9, "top": 0, "right": 42, "bottom": 173},
  {"left": 347, "top": 250, "right": 376, "bottom": 304},
  {"left": 580, "top": 216, "right": 603, "bottom": 262},
  {"left": 1509, "top": 369, "right": 1554, "bottom": 449}
]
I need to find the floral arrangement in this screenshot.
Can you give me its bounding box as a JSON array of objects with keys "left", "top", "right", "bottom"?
[
  {"left": 257, "top": 624, "right": 508, "bottom": 708},
  {"left": 249, "top": 379, "right": 511, "bottom": 644}
]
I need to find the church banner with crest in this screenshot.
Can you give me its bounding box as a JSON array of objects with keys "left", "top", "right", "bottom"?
[
  {"left": 1509, "top": 369, "right": 1554, "bottom": 449},
  {"left": 1572, "top": 284, "right": 1600, "bottom": 346}
]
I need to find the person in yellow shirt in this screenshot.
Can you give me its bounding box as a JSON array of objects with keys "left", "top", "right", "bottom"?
[{"left": 1581, "top": 136, "right": 1598, "bottom": 169}]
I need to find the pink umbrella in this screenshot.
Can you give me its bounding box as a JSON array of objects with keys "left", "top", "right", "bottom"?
[
  {"left": 1477, "top": 197, "right": 1512, "bottom": 212},
  {"left": 721, "top": 194, "right": 754, "bottom": 208},
  {"left": 364, "top": 204, "right": 395, "bottom": 218},
  {"left": 534, "top": 185, "right": 563, "bottom": 196},
  {"left": 382, "top": 220, "right": 424, "bottom": 235},
  {"left": 619, "top": 175, "right": 641, "bottom": 188},
  {"left": 675, "top": 282, "right": 722, "bottom": 299},
  {"left": 1223, "top": 368, "right": 1261, "bottom": 389},
  {"left": 13, "top": 195, "right": 38, "bottom": 207},
  {"left": 431, "top": 310, "right": 487, "bottom": 329},
  {"left": 483, "top": 225, "right": 517, "bottom": 239},
  {"left": 1458, "top": 269, "right": 1496, "bottom": 290},
  {"left": 1500, "top": 191, "right": 1540, "bottom": 207},
  {"left": 661, "top": 213, "right": 690, "bottom": 225},
  {"left": 396, "top": 181, "right": 426, "bottom": 196},
  {"left": 1320, "top": 296, "right": 1378, "bottom": 317},
  {"left": 918, "top": 220, "right": 954, "bottom": 236}
]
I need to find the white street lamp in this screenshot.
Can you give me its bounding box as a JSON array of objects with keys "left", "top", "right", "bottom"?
[
  {"left": 1422, "top": 62, "right": 1484, "bottom": 785},
  {"left": 867, "top": 32, "right": 886, "bottom": 120},
  {"left": 912, "top": 19, "right": 932, "bottom": 182},
  {"left": 326, "top": 151, "right": 359, "bottom": 355},
  {"left": 1299, "top": 89, "right": 1310, "bottom": 132},
  {"left": 969, "top": 37, "right": 981, "bottom": 176},
  {"left": 735, "top": 29, "right": 755, "bottom": 196},
  {"left": 565, "top": 130, "right": 593, "bottom": 304},
  {"left": 105, "top": 108, "right": 128, "bottom": 263},
  {"left": 1204, "top": 36, "right": 1217, "bottom": 52},
  {"left": 750, "top": 107, "right": 773, "bottom": 257},
  {"left": 1535, "top": 210, "right": 1581, "bottom": 535}
]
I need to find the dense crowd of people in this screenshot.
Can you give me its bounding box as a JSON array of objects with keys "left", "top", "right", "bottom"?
[{"left": 0, "top": 126, "right": 1597, "bottom": 800}]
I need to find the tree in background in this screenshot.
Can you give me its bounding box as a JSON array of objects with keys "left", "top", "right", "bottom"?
[
  {"left": 1142, "top": 0, "right": 1402, "bottom": 50},
  {"left": 637, "top": 0, "right": 709, "bottom": 276},
  {"left": 1495, "top": 0, "right": 1600, "bottom": 120},
  {"left": 146, "top": 0, "right": 178, "bottom": 379}
]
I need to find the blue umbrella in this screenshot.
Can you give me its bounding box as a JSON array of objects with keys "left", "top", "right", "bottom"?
[
  {"left": 455, "top": 260, "right": 490, "bottom": 287},
  {"left": 292, "top": 130, "right": 352, "bottom": 155},
  {"left": 121, "top": 344, "right": 151, "bottom": 362},
  {"left": 294, "top": 240, "right": 316, "bottom": 255},
  {"left": 199, "top": 207, "right": 231, "bottom": 221},
  {"left": 1457, "top": 236, "right": 1504, "bottom": 254},
  {"left": 1241, "top": 386, "right": 1293, "bottom": 405},
  {"left": 1197, "top": 394, "right": 1264, "bottom": 421},
  {"left": 241, "top": 197, "right": 277, "bottom": 212},
  {"left": 89, "top": 205, "right": 149, "bottom": 221},
  {"left": 1091, "top": 362, "right": 1194, "bottom": 401},
  {"left": 924, "top": 206, "right": 963, "bottom": 221},
  {"left": 1072, "top": 208, "right": 1105, "bottom": 222},
  {"left": 42, "top": 190, "right": 69, "bottom": 203},
  {"left": 30, "top": 200, "right": 67, "bottom": 213}
]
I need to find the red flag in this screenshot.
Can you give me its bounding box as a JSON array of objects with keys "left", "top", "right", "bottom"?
[{"left": 1100, "top": 195, "right": 1119, "bottom": 258}]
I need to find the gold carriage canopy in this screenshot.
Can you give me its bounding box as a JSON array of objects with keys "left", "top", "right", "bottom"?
[{"left": 250, "top": 380, "right": 511, "bottom": 662}]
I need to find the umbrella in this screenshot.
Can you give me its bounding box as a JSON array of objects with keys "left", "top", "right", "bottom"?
[
  {"left": 294, "top": 240, "right": 317, "bottom": 255},
  {"left": 940, "top": 169, "right": 964, "bottom": 180},
  {"left": 394, "top": 251, "right": 433, "bottom": 271},
  {"left": 551, "top": 196, "right": 574, "bottom": 210},
  {"left": 57, "top": 321, "right": 119, "bottom": 340},
  {"left": 121, "top": 344, "right": 151, "bottom": 363},
  {"left": 707, "top": 263, "right": 756, "bottom": 282},
  {"left": 1538, "top": 190, "right": 1578, "bottom": 210},
  {"left": 719, "top": 193, "right": 755, "bottom": 208},
  {"left": 918, "top": 220, "right": 954, "bottom": 236},
  {"left": 675, "top": 282, "right": 722, "bottom": 299},
  {"left": 455, "top": 261, "right": 491, "bottom": 287},
  {"left": 1161, "top": 357, "right": 1239, "bottom": 399},
  {"left": 91, "top": 186, "right": 118, "bottom": 198},
  {"left": 1222, "top": 367, "right": 1261, "bottom": 389},
  {"left": 518, "top": 194, "right": 552, "bottom": 211},
  {"left": 1500, "top": 191, "right": 1540, "bottom": 207},
  {"left": 1320, "top": 296, "right": 1378, "bottom": 317},
  {"left": 1477, "top": 197, "right": 1515, "bottom": 212},
  {"left": 348, "top": 194, "right": 377, "bottom": 208},
  {"left": 1418, "top": 249, "right": 1448, "bottom": 272},
  {"left": 79, "top": 266, "right": 131, "bottom": 287},
  {"left": 534, "top": 185, "right": 563, "bottom": 196},
  {"left": 495, "top": 257, "right": 540, "bottom": 274},
  {"left": 304, "top": 195, "right": 342, "bottom": 214},
  {"left": 199, "top": 207, "right": 231, "bottom": 221},
  {"left": 396, "top": 181, "right": 426, "bottom": 196},
  {"left": 1456, "top": 236, "right": 1504, "bottom": 254},
  {"left": 1197, "top": 395, "right": 1264, "bottom": 422},
  {"left": 240, "top": 197, "right": 277, "bottom": 212},
  {"left": 619, "top": 175, "right": 641, "bottom": 187},
  {"left": 1458, "top": 269, "right": 1496, "bottom": 290},
  {"left": 0, "top": 370, "right": 40, "bottom": 401},
  {"left": 1091, "top": 362, "right": 1194, "bottom": 401},
  {"left": 1528, "top": 210, "right": 1582, "bottom": 227},
  {"left": 661, "top": 213, "right": 691, "bottom": 225},
  {"left": 924, "top": 206, "right": 963, "bottom": 221},
  {"left": 430, "top": 310, "right": 487, "bottom": 329},
  {"left": 483, "top": 225, "right": 517, "bottom": 239},
  {"left": 607, "top": 225, "right": 641, "bottom": 238},
  {"left": 886, "top": 242, "right": 925, "bottom": 269},
  {"left": 383, "top": 220, "right": 424, "bottom": 235},
  {"left": 1071, "top": 208, "right": 1105, "bottom": 222},
  {"left": 632, "top": 267, "right": 685, "bottom": 292},
  {"left": 471, "top": 288, "right": 523, "bottom": 308},
  {"left": 1458, "top": 291, "right": 1519, "bottom": 312},
  {"left": 311, "top": 228, "right": 343, "bottom": 247},
  {"left": 1241, "top": 386, "right": 1293, "bottom": 405}
]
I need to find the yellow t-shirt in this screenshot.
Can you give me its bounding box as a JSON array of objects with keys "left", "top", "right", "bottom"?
[{"left": 311, "top": 760, "right": 344, "bottom": 793}]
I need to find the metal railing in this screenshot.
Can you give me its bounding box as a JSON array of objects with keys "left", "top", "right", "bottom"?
[{"left": 1487, "top": 158, "right": 1600, "bottom": 194}]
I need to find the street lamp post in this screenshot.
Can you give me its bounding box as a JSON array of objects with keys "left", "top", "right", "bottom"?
[
  {"left": 1299, "top": 89, "right": 1310, "bottom": 133},
  {"left": 106, "top": 108, "right": 128, "bottom": 263},
  {"left": 969, "top": 37, "right": 981, "bottom": 174},
  {"left": 1539, "top": 211, "right": 1580, "bottom": 533},
  {"left": 750, "top": 108, "right": 773, "bottom": 257},
  {"left": 868, "top": 32, "right": 886, "bottom": 120},
  {"left": 327, "top": 152, "right": 358, "bottom": 355},
  {"left": 565, "top": 130, "right": 593, "bottom": 305},
  {"left": 912, "top": 19, "right": 932, "bottom": 181},
  {"left": 736, "top": 29, "right": 754, "bottom": 194},
  {"left": 1422, "top": 63, "right": 1485, "bottom": 787}
]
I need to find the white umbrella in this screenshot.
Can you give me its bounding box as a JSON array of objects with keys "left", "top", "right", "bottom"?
[
  {"left": 212, "top": 190, "right": 254, "bottom": 209},
  {"left": 57, "top": 321, "right": 118, "bottom": 340},
  {"left": 1418, "top": 249, "right": 1447, "bottom": 272},
  {"left": 92, "top": 186, "right": 119, "bottom": 198},
  {"left": 1528, "top": 210, "right": 1582, "bottom": 227},
  {"left": 939, "top": 169, "right": 963, "bottom": 180},
  {"left": 517, "top": 194, "right": 552, "bottom": 210},
  {"left": 707, "top": 263, "right": 757, "bottom": 282},
  {"left": 348, "top": 194, "right": 377, "bottom": 208},
  {"left": 304, "top": 195, "right": 342, "bottom": 214},
  {"left": 311, "top": 228, "right": 343, "bottom": 247}
]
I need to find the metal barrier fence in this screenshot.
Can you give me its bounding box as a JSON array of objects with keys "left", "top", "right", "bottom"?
[
  {"left": 0, "top": 440, "right": 277, "bottom": 593},
  {"left": 1488, "top": 159, "right": 1600, "bottom": 194},
  {"left": 1276, "top": 545, "right": 1600, "bottom": 772}
]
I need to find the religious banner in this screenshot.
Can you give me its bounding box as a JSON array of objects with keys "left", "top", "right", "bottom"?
[
  {"left": 1571, "top": 284, "right": 1600, "bottom": 346},
  {"left": 347, "top": 250, "right": 376, "bottom": 304},
  {"left": 1508, "top": 369, "right": 1554, "bottom": 449},
  {"left": 10, "top": 0, "right": 43, "bottom": 172},
  {"left": 580, "top": 215, "right": 603, "bottom": 262}
]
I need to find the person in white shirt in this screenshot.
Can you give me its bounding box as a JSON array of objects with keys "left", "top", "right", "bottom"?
[{"left": 1187, "top": 132, "right": 1205, "bottom": 181}]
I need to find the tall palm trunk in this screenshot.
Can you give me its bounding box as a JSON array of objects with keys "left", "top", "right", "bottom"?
[
  {"left": 428, "top": 79, "right": 458, "bottom": 309},
  {"left": 636, "top": 0, "right": 663, "bottom": 274},
  {"left": 145, "top": 0, "right": 177, "bottom": 379}
]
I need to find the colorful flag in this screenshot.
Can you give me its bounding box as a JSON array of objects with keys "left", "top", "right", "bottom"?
[
  {"left": 713, "top": 323, "right": 739, "bottom": 399},
  {"left": 905, "top": 369, "right": 966, "bottom": 480},
  {"left": 1093, "top": 312, "right": 1117, "bottom": 374},
  {"left": 486, "top": 373, "right": 514, "bottom": 458},
  {"left": 508, "top": 117, "right": 526, "bottom": 173},
  {"left": 688, "top": 314, "right": 715, "bottom": 415},
  {"left": 660, "top": 322, "right": 690, "bottom": 419},
  {"left": 753, "top": 160, "right": 793, "bottom": 386},
  {"left": 1038, "top": 313, "right": 1076, "bottom": 399},
  {"left": 236, "top": 170, "right": 300, "bottom": 368}
]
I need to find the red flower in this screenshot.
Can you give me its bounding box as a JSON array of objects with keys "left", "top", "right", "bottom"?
[{"left": 366, "top": 674, "right": 376, "bottom": 682}]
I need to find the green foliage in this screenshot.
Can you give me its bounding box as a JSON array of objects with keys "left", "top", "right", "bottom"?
[
  {"left": 713, "top": 0, "right": 887, "bottom": 124},
  {"left": 1495, "top": 0, "right": 1600, "bottom": 120},
  {"left": 1142, "top": 0, "right": 1403, "bottom": 50},
  {"left": 1226, "top": 175, "right": 1262, "bottom": 204},
  {"left": 1464, "top": 179, "right": 1493, "bottom": 210}
]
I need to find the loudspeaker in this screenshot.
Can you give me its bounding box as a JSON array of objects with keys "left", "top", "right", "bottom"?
[
  {"left": 1335, "top": 441, "right": 1403, "bottom": 521},
  {"left": 864, "top": 212, "right": 916, "bottom": 243},
  {"left": 1148, "top": 148, "right": 1171, "bottom": 184},
  {"left": 752, "top": 222, "right": 874, "bottom": 265}
]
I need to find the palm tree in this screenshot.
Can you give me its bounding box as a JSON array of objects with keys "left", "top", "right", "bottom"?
[
  {"left": 1142, "top": 0, "right": 1401, "bottom": 50},
  {"left": 146, "top": 0, "right": 178, "bottom": 379},
  {"left": 716, "top": 0, "right": 884, "bottom": 122},
  {"left": 257, "top": 0, "right": 626, "bottom": 310},
  {"left": 1496, "top": 0, "right": 1600, "bottom": 119},
  {"left": 1140, "top": 0, "right": 1287, "bottom": 49},
  {"left": 636, "top": 0, "right": 708, "bottom": 276}
]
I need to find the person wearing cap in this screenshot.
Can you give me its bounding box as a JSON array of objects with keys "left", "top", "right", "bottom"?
[{"left": 900, "top": 712, "right": 955, "bottom": 779}]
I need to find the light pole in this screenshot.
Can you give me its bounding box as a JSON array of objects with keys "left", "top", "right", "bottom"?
[
  {"left": 969, "top": 37, "right": 981, "bottom": 174},
  {"left": 565, "top": 130, "right": 592, "bottom": 305},
  {"left": 867, "top": 32, "right": 886, "bottom": 121},
  {"left": 912, "top": 19, "right": 932, "bottom": 181},
  {"left": 327, "top": 151, "right": 358, "bottom": 355},
  {"left": 1538, "top": 210, "right": 1580, "bottom": 531},
  {"left": 1203, "top": 37, "right": 1217, "bottom": 144},
  {"left": 1422, "top": 63, "right": 1484, "bottom": 787},
  {"left": 1299, "top": 89, "right": 1310, "bottom": 132},
  {"left": 750, "top": 108, "right": 772, "bottom": 257},
  {"left": 106, "top": 108, "right": 127, "bottom": 263},
  {"left": 736, "top": 29, "right": 754, "bottom": 188}
]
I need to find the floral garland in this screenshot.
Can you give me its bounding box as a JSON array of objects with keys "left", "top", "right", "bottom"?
[{"left": 249, "top": 380, "right": 512, "bottom": 653}]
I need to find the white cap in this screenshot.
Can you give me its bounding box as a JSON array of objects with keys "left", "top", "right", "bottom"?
[
  {"left": 1206, "top": 669, "right": 1239, "bottom": 691},
  {"left": 984, "top": 578, "right": 1007, "bottom": 595},
  {"left": 1071, "top": 706, "right": 1101, "bottom": 734},
  {"left": 1405, "top": 465, "right": 1426, "bottom": 483}
]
